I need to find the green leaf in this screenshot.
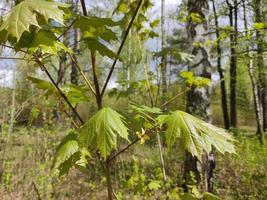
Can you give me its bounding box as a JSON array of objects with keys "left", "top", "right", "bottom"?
[
  {"left": 28, "top": 76, "right": 89, "bottom": 105},
  {"left": 61, "top": 84, "right": 90, "bottom": 105},
  {"left": 29, "top": 30, "right": 70, "bottom": 55},
  {"left": 83, "top": 38, "right": 120, "bottom": 60},
  {"left": 181, "top": 193, "right": 198, "bottom": 200},
  {"left": 52, "top": 132, "right": 90, "bottom": 176},
  {"left": 154, "top": 48, "right": 194, "bottom": 62},
  {"left": 29, "top": 106, "right": 40, "bottom": 124},
  {"left": 253, "top": 22, "right": 266, "bottom": 30},
  {"left": 203, "top": 192, "right": 220, "bottom": 200},
  {"left": 180, "top": 71, "right": 210, "bottom": 87},
  {"left": 0, "top": 0, "right": 68, "bottom": 41},
  {"left": 79, "top": 107, "right": 129, "bottom": 159},
  {"left": 148, "top": 180, "right": 161, "bottom": 190},
  {"left": 53, "top": 132, "right": 79, "bottom": 175},
  {"left": 27, "top": 76, "right": 56, "bottom": 97},
  {"left": 0, "top": 30, "right": 8, "bottom": 44},
  {"left": 163, "top": 111, "right": 236, "bottom": 160},
  {"left": 74, "top": 16, "right": 118, "bottom": 42},
  {"left": 150, "top": 19, "right": 160, "bottom": 28}
]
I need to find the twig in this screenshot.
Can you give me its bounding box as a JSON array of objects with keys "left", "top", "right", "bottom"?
[
  {"left": 100, "top": 0, "right": 144, "bottom": 98},
  {"left": 68, "top": 52, "right": 96, "bottom": 96},
  {"left": 0, "top": 57, "right": 33, "bottom": 61},
  {"left": 0, "top": 44, "right": 29, "bottom": 54},
  {"left": 108, "top": 128, "right": 156, "bottom": 163},
  {"left": 32, "top": 181, "right": 42, "bottom": 200},
  {"left": 35, "top": 60, "right": 84, "bottom": 125},
  {"left": 56, "top": 17, "right": 79, "bottom": 41},
  {"left": 63, "top": 110, "right": 79, "bottom": 129},
  {"left": 160, "top": 87, "right": 190, "bottom": 108}
]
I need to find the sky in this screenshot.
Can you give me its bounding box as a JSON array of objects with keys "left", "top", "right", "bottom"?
[{"left": 0, "top": 0, "right": 181, "bottom": 87}]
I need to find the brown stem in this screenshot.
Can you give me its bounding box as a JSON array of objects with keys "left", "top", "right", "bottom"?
[
  {"left": 108, "top": 128, "right": 156, "bottom": 163},
  {"left": 32, "top": 181, "right": 42, "bottom": 200},
  {"left": 91, "top": 51, "right": 102, "bottom": 109},
  {"left": 39, "top": 62, "right": 84, "bottom": 125}
]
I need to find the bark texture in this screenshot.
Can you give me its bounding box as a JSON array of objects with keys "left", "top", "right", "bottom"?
[
  {"left": 185, "top": 0, "right": 215, "bottom": 192},
  {"left": 212, "top": 0, "right": 230, "bottom": 130}
]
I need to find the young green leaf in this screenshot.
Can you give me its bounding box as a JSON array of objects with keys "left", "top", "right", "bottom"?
[
  {"left": 79, "top": 107, "right": 129, "bottom": 159},
  {"left": 27, "top": 76, "right": 57, "bottom": 97},
  {"left": 163, "top": 111, "right": 236, "bottom": 160},
  {"left": 83, "top": 38, "right": 120, "bottom": 60},
  {"left": 74, "top": 16, "right": 118, "bottom": 42},
  {"left": 29, "top": 30, "right": 70, "bottom": 55},
  {"left": 0, "top": 0, "right": 68, "bottom": 41},
  {"left": 52, "top": 132, "right": 90, "bottom": 176}
]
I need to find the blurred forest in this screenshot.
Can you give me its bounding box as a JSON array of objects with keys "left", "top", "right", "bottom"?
[{"left": 0, "top": 0, "right": 266, "bottom": 199}]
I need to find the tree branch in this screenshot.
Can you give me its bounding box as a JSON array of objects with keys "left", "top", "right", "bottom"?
[
  {"left": 36, "top": 59, "right": 84, "bottom": 125},
  {"left": 100, "top": 0, "right": 144, "bottom": 98}
]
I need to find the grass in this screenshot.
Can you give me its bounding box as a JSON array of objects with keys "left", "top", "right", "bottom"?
[{"left": 0, "top": 126, "right": 266, "bottom": 199}]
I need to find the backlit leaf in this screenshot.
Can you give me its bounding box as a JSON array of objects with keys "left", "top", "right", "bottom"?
[
  {"left": 79, "top": 107, "right": 129, "bottom": 159},
  {"left": 163, "top": 111, "right": 236, "bottom": 160},
  {"left": 0, "top": 0, "right": 68, "bottom": 41}
]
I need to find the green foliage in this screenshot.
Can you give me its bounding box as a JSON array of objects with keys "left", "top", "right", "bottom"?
[
  {"left": 180, "top": 71, "right": 210, "bottom": 87},
  {"left": 79, "top": 107, "right": 129, "bottom": 159},
  {"left": 29, "top": 30, "right": 70, "bottom": 55},
  {"left": 154, "top": 47, "right": 194, "bottom": 63},
  {"left": 28, "top": 76, "right": 90, "bottom": 105},
  {"left": 74, "top": 16, "right": 118, "bottom": 42},
  {"left": 29, "top": 106, "right": 40, "bottom": 124},
  {"left": 189, "top": 13, "right": 204, "bottom": 23},
  {"left": 74, "top": 16, "right": 120, "bottom": 60},
  {"left": 147, "top": 180, "right": 161, "bottom": 190},
  {"left": 162, "top": 111, "right": 236, "bottom": 160},
  {"left": 0, "top": 0, "right": 68, "bottom": 42},
  {"left": 27, "top": 76, "right": 56, "bottom": 97},
  {"left": 84, "top": 38, "right": 120, "bottom": 60},
  {"left": 52, "top": 131, "right": 90, "bottom": 176},
  {"left": 253, "top": 22, "right": 267, "bottom": 30}
]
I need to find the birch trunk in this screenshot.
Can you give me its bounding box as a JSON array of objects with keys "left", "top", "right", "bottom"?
[{"left": 185, "top": 0, "right": 214, "bottom": 192}]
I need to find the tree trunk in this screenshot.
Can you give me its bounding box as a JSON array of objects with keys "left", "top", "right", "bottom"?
[
  {"left": 185, "top": 0, "right": 214, "bottom": 192},
  {"left": 254, "top": 0, "right": 267, "bottom": 131},
  {"left": 212, "top": 0, "right": 230, "bottom": 130},
  {"left": 226, "top": 0, "right": 238, "bottom": 128},
  {"left": 243, "top": 1, "right": 264, "bottom": 144}
]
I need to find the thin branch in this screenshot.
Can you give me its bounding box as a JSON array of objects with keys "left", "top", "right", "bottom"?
[
  {"left": 91, "top": 51, "right": 102, "bottom": 109},
  {"left": 0, "top": 44, "right": 29, "bottom": 54},
  {"left": 160, "top": 87, "right": 190, "bottom": 108},
  {"left": 100, "top": 0, "right": 144, "bottom": 98},
  {"left": 56, "top": 17, "right": 79, "bottom": 41},
  {"left": 80, "top": 0, "right": 87, "bottom": 16},
  {"left": 32, "top": 181, "right": 42, "bottom": 200},
  {"left": 108, "top": 128, "right": 155, "bottom": 163},
  {"left": 68, "top": 52, "right": 96, "bottom": 96},
  {"left": 0, "top": 57, "right": 33, "bottom": 61},
  {"left": 35, "top": 59, "right": 84, "bottom": 125},
  {"left": 63, "top": 110, "right": 79, "bottom": 129}
]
